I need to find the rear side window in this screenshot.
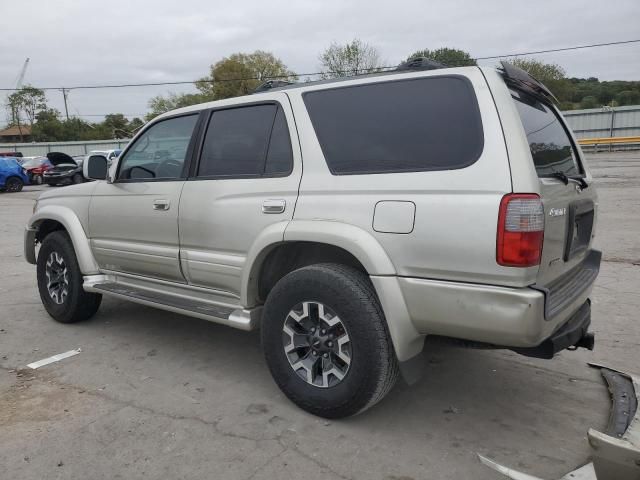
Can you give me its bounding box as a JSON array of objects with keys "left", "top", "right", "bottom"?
[
  {"left": 303, "top": 76, "right": 484, "bottom": 175},
  {"left": 511, "top": 89, "right": 581, "bottom": 177},
  {"left": 198, "top": 104, "right": 293, "bottom": 178}
]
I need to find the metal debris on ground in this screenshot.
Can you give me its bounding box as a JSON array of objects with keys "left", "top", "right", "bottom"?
[
  {"left": 478, "top": 364, "right": 640, "bottom": 480},
  {"left": 26, "top": 348, "right": 82, "bottom": 369}
]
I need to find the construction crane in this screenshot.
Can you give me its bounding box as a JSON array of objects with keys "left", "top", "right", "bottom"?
[{"left": 15, "top": 58, "right": 30, "bottom": 89}]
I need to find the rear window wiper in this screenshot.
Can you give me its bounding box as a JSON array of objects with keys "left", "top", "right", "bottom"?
[{"left": 545, "top": 171, "right": 589, "bottom": 189}]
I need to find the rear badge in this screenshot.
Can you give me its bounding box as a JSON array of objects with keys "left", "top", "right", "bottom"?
[{"left": 549, "top": 207, "right": 566, "bottom": 217}]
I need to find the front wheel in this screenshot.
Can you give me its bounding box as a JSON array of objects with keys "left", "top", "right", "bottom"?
[
  {"left": 37, "top": 231, "right": 102, "bottom": 323},
  {"left": 261, "top": 263, "right": 398, "bottom": 418},
  {"left": 72, "top": 173, "right": 84, "bottom": 184},
  {"left": 5, "top": 177, "right": 24, "bottom": 192}
]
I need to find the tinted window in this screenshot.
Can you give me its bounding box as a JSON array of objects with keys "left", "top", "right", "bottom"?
[
  {"left": 511, "top": 89, "right": 581, "bottom": 177},
  {"left": 118, "top": 114, "right": 198, "bottom": 180},
  {"left": 199, "top": 104, "right": 292, "bottom": 177},
  {"left": 265, "top": 107, "right": 293, "bottom": 175},
  {"left": 303, "top": 76, "right": 484, "bottom": 175}
]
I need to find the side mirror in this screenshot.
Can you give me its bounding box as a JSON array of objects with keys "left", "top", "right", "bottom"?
[{"left": 83, "top": 155, "right": 108, "bottom": 181}]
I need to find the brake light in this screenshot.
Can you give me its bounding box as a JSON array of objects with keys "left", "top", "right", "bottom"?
[{"left": 497, "top": 193, "right": 544, "bottom": 267}]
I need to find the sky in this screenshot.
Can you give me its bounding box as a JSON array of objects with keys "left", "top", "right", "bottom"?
[{"left": 1, "top": 0, "right": 639, "bottom": 124}]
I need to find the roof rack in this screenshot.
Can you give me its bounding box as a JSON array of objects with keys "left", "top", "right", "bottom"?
[
  {"left": 252, "top": 80, "right": 294, "bottom": 94},
  {"left": 395, "top": 57, "right": 448, "bottom": 72},
  {"left": 499, "top": 61, "right": 559, "bottom": 105}
]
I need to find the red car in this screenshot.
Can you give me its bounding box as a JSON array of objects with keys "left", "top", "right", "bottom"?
[{"left": 20, "top": 156, "right": 53, "bottom": 185}]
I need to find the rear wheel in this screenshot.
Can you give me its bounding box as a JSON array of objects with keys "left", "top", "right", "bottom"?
[
  {"left": 5, "top": 177, "right": 23, "bottom": 192},
  {"left": 34, "top": 175, "right": 43, "bottom": 185},
  {"left": 37, "top": 231, "right": 102, "bottom": 323},
  {"left": 261, "top": 263, "right": 398, "bottom": 418}
]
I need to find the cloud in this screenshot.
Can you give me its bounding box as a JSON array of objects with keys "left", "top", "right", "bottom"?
[{"left": 1, "top": 0, "right": 638, "bottom": 122}]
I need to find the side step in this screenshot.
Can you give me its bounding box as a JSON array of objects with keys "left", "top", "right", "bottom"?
[{"left": 85, "top": 281, "right": 260, "bottom": 331}]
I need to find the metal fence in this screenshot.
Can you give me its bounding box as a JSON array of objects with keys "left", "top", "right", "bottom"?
[
  {"left": 0, "top": 139, "right": 131, "bottom": 157},
  {"left": 1, "top": 104, "right": 639, "bottom": 156},
  {"left": 562, "top": 105, "right": 640, "bottom": 139}
]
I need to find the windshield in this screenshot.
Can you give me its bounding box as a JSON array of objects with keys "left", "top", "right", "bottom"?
[{"left": 511, "top": 89, "right": 581, "bottom": 177}]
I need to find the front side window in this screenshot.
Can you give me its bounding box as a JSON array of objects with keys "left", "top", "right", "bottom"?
[
  {"left": 511, "top": 89, "right": 581, "bottom": 177},
  {"left": 303, "top": 76, "right": 484, "bottom": 175},
  {"left": 117, "top": 114, "right": 198, "bottom": 181},
  {"left": 197, "top": 104, "right": 292, "bottom": 178}
]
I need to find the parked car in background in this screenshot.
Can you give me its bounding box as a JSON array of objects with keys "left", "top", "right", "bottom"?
[
  {"left": 20, "top": 156, "right": 53, "bottom": 185},
  {"left": 0, "top": 157, "right": 29, "bottom": 192},
  {"left": 42, "top": 152, "right": 85, "bottom": 186},
  {"left": 88, "top": 149, "right": 122, "bottom": 163},
  {"left": 0, "top": 151, "right": 23, "bottom": 158}
]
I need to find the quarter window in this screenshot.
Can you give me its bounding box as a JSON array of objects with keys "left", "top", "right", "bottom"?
[
  {"left": 117, "top": 114, "right": 198, "bottom": 180},
  {"left": 303, "top": 76, "right": 484, "bottom": 175},
  {"left": 197, "top": 104, "right": 293, "bottom": 178}
]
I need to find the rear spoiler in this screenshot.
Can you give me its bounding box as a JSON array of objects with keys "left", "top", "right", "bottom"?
[{"left": 499, "top": 61, "right": 559, "bottom": 105}]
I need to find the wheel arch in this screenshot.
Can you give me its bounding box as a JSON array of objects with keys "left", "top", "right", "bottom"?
[{"left": 27, "top": 206, "right": 99, "bottom": 274}]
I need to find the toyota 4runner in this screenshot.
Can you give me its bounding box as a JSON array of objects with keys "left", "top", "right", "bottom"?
[{"left": 25, "top": 61, "right": 600, "bottom": 418}]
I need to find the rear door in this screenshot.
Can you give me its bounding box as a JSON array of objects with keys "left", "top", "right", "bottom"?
[
  {"left": 510, "top": 88, "right": 597, "bottom": 287},
  {"left": 178, "top": 96, "right": 301, "bottom": 298}
]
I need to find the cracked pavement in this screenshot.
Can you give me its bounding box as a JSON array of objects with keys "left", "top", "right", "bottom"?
[{"left": 1, "top": 152, "right": 639, "bottom": 479}]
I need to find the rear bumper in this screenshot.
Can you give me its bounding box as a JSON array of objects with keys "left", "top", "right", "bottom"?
[{"left": 397, "top": 255, "right": 599, "bottom": 350}]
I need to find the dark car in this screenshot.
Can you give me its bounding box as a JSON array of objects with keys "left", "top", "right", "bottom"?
[
  {"left": 0, "top": 151, "right": 23, "bottom": 158},
  {"left": 0, "top": 157, "right": 29, "bottom": 192},
  {"left": 42, "top": 152, "right": 85, "bottom": 186}
]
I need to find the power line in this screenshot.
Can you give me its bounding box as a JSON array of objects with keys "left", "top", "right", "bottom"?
[
  {"left": 474, "top": 38, "right": 640, "bottom": 60},
  {"left": 1, "top": 38, "right": 638, "bottom": 92}
]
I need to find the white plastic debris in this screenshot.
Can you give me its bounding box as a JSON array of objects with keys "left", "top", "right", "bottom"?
[{"left": 26, "top": 348, "right": 82, "bottom": 369}]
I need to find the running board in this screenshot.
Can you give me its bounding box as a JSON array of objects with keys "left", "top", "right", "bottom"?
[{"left": 84, "top": 280, "right": 260, "bottom": 331}]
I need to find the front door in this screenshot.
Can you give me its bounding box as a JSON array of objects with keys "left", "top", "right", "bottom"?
[
  {"left": 178, "top": 96, "right": 302, "bottom": 298},
  {"left": 89, "top": 113, "right": 200, "bottom": 282}
]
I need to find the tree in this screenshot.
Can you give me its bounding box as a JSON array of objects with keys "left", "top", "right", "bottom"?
[
  {"left": 197, "top": 51, "right": 296, "bottom": 99},
  {"left": 319, "top": 39, "right": 383, "bottom": 78},
  {"left": 146, "top": 92, "right": 212, "bottom": 121},
  {"left": 508, "top": 58, "right": 569, "bottom": 100},
  {"left": 6, "top": 85, "right": 47, "bottom": 141},
  {"left": 579, "top": 96, "right": 599, "bottom": 109},
  {"left": 406, "top": 48, "right": 477, "bottom": 67}
]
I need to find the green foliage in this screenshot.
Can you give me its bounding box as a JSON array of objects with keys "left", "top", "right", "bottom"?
[
  {"left": 6, "top": 85, "right": 47, "bottom": 140},
  {"left": 145, "top": 92, "right": 211, "bottom": 121},
  {"left": 31, "top": 109, "right": 146, "bottom": 142},
  {"left": 407, "top": 48, "right": 477, "bottom": 67},
  {"left": 198, "top": 51, "right": 297, "bottom": 99},
  {"left": 319, "top": 39, "right": 383, "bottom": 78},
  {"left": 145, "top": 50, "right": 295, "bottom": 121}
]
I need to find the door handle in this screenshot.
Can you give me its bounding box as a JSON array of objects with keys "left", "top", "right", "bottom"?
[
  {"left": 262, "top": 199, "right": 286, "bottom": 214},
  {"left": 153, "top": 199, "right": 170, "bottom": 211}
]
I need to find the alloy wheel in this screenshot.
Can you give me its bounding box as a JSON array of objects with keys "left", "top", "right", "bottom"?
[
  {"left": 45, "top": 251, "right": 69, "bottom": 304},
  {"left": 282, "top": 301, "right": 351, "bottom": 388}
]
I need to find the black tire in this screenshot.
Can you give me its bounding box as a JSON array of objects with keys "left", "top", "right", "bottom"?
[
  {"left": 72, "top": 173, "right": 84, "bottom": 184},
  {"left": 34, "top": 175, "right": 43, "bottom": 185},
  {"left": 261, "top": 263, "right": 399, "bottom": 418},
  {"left": 5, "top": 176, "right": 23, "bottom": 192},
  {"left": 37, "top": 231, "right": 102, "bottom": 323}
]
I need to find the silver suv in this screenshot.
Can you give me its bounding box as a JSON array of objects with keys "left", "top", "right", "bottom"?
[{"left": 25, "top": 61, "right": 600, "bottom": 418}]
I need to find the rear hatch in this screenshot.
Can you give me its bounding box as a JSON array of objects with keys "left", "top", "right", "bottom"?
[{"left": 506, "top": 66, "right": 599, "bottom": 316}]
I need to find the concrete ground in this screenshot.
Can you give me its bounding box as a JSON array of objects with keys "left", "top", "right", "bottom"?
[{"left": 1, "top": 153, "right": 638, "bottom": 480}]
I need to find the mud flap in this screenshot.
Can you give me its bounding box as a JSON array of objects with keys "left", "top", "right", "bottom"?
[{"left": 477, "top": 364, "right": 640, "bottom": 480}]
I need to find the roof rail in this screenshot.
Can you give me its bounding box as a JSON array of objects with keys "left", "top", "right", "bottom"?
[
  {"left": 395, "top": 57, "right": 448, "bottom": 72},
  {"left": 252, "top": 80, "right": 294, "bottom": 94}
]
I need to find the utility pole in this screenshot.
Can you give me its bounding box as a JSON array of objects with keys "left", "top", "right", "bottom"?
[{"left": 62, "top": 88, "right": 70, "bottom": 120}]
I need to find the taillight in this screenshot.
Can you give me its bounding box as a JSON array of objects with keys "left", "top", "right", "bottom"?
[{"left": 497, "top": 193, "right": 544, "bottom": 267}]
